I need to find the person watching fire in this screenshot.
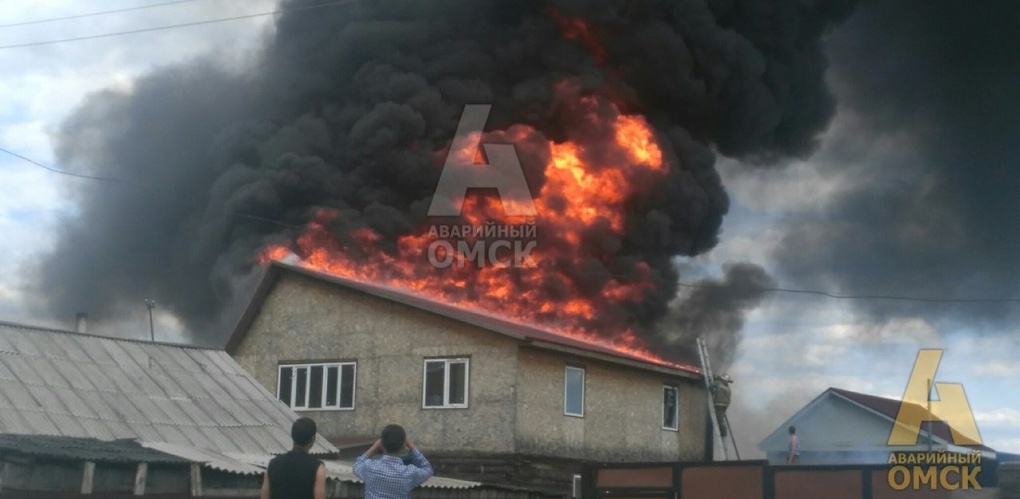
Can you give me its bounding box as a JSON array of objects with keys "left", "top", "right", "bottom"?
[
  {"left": 354, "top": 424, "right": 434, "bottom": 499},
  {"left": 260, "top": 417, "right": 327, "bottom": 499}
]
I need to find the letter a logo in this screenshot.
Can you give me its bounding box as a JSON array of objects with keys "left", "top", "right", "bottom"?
[
  {"left": 428, "top": 105, "right": 537, "bottom": 217},
  {"left": 887, "top": 349, "right": 982, "bottom": 446}
]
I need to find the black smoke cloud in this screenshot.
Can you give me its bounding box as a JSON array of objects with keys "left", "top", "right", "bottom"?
[
  {"left": 774, "top": 0, "right": 1020, "bottom": 328},
  {"left": 655, "top": 263, "right": 776, "bottom": 369},
  {"left": 31, "top": 0, "right": 856, "bottom": 347}
]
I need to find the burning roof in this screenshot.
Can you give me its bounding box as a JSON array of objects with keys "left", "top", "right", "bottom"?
[
  {"left": 37, "top": 0, "right": 857, "bottom": 362},
  {"left": 254, "top": 88, "right": 695, "bottom": 365},
  {"left": 228, "top": 260, "right": 700, "bottom": 376}
]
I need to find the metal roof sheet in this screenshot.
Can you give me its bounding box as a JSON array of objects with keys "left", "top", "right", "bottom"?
[
  {"left": 0, "top": 400, "right": 32, "bottom": 434},
  {"left": 25, "top": 411, "right": 62, "bottom": 436},
  {"left": 142, "top": 441, "right": 265, "bottom": 475},
  {"left": 0, "top": 434, "right": 189, "bottom": 464},
  {"left": 225, "top": 453, "right": 482, "bottom": 489},
  {"left": 0, "top": 434, "right": 477, "bottom": 489},
  {"left": 78, "top": 418, "right": 118, "bottom": 442},
  {"left": 0, "top": 322, "right": 336, "bottom": 456}
]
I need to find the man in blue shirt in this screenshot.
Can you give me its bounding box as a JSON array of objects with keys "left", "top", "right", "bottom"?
[{"left": 354, "top": 424, "right": 433, "bottom": 499}]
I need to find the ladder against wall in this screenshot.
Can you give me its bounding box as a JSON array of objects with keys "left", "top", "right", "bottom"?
[{"left": 697, "top": 337, "right": 728, "bottom": 461}]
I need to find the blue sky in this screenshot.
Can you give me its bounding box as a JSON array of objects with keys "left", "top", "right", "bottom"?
[{"left": 0, "top": 1, "right": 1017, "bottom": 456}]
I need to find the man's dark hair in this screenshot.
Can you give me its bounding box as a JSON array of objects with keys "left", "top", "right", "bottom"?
[
  {"left": 292, "top": 417, "right": 317, "bottom": 447},
  {"left": 381, "top": 424, "right": 406, "bottom": 454},
  {"left": 788, "top": 425, "right": 796, "bottom": 435}
]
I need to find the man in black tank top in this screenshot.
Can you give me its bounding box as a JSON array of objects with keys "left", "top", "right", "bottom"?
[{"left": 261, "top": 417, "right": 326, "bottom": 499}]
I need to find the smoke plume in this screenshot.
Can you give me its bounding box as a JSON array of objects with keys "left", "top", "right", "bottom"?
[
  {"left": 773, "top": 0, "right": 1020, "bottom": 329},
  {"left": 30, "top": 0, "right": 857, "bottom": 350},
  {"left": 657, "top": 263, "right": 776, "bottom": 369}
]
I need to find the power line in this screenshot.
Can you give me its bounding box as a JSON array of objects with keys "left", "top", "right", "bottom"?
[
  {"left": 0, "top": 146, "right": 135, "bottom": 185},
  {"left": 0, "top": 0, "right": 361, "bottom": 49},
  {"left": 0, "top": 145, "right": 305, "bottom": 231},
  {"left": 0, "top": 0, "right": 208, "bottom": 29},
  {"left": 673, "top": 281, "right": 1020, "bottom": 304},
  {"left": 3, "top": 145, "right": 1019, "bottom": 305}
]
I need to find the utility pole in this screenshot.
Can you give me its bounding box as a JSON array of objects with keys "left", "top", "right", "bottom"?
[{"left": 145, "top": 299, "right": 156, "bottom": 342}]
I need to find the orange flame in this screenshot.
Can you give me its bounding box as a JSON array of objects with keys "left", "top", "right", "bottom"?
[
  {"left": 547, "top": 7, "right": 610, "bottom": 65},
  {"left": 261, "top": 89, "right": 693, "bottom": 370}
]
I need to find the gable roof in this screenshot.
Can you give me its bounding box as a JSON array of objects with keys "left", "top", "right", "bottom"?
[
  {"left": 0, "top": 320, "right": 335, "bottom": 455},
  {"left": 226, "top": 260, "right": 700, "bottom": 378},
  {"left": 829, "top": 388, "right": 992, "bottom": 451},
  {"left": 759, "top": 387, "right": 994, "bottom": 452}
]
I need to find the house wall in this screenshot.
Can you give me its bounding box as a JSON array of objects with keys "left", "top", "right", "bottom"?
[
  {"left": 231, "top": 272, "right": 521, "bottom": 454},
  {"left": 232, "top": 269, "right": 707, "bottom": 467},
  {"left": 760, "top": 395, "right": 945, "bottom": 465},
  {"left": 514, "top": 346, "right": 706, "bottom": 461}
]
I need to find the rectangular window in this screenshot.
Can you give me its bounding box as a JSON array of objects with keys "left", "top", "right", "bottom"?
[
  {"left": 422, "top": 358, "right": 469, "bottom": 409},
  {"left": 340, "top": 364, "right": 356, "bottom": 408},
  {"left": 564, "top": 366, "right": 585, "bottom": 417},
  {"left": 325, "top": 366, "right": 339, "bottom": 407},
  {"left": 295, "top": 367, "right": 307, "bottom": 407},
  {"left": 663, "top": 385, "right": 679, "bottom": 430},
  {"left": 277, "top": 362, "right": 356, "bottom": 410},
  {"left": 308, "top": 365, "right": 323, "bottom": 409},
  {"left": 278, "top": 366, "right": 292, "bottom": 404}
]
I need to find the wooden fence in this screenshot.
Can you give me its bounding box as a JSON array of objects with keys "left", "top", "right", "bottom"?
[{"left": 581, "top": 460, "right": 997, "bottom": 499}]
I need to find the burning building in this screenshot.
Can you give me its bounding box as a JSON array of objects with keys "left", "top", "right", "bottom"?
[
  {"left": 20, "top": 2, "right": 865, "bottom": 494},
  {"left": 39, "top": 0, "right": 855, "bottom": 368},
  {"left": 227, "top": 260, "right": 708, "bottom": 493},
  {"left": 27, "top": 3, "right": 862, "bottom": 492}
]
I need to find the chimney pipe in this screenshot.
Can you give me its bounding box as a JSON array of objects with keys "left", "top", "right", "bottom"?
[{"left": 75, "top": 312, "right": 88, "bottom": 333}]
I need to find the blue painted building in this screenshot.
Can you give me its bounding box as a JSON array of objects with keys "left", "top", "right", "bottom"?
[{"left": 758, "top": 387, "right": 997, "bottom": 466}]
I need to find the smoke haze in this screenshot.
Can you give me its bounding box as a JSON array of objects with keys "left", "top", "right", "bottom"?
[
  {"left": 30, "top": 0, "right": 857, "bottom": 350},
  {"left": 774, "top": 0, "right": 1020, "bottom": 328},
  {"left": 657, "top": 263, "right": 776, "bottom": 368}
]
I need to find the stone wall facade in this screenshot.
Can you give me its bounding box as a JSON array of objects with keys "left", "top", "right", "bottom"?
[{"left": 231, "top": 269, "right": 707, "bottom": 493}]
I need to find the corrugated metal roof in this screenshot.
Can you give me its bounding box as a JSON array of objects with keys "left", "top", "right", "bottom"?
[
  {"left": 134, "top": 444, "right": 482, "bottom": 490},
  {"left": 142, "top": 442, "right": 266, "bottom": 475},
  {"left": 0, "top": 321, "right": 336, "bottom": 456},
  {"left": 319, "top": 459, "right": 480, "bottom": 489},
  {"left": 226, "top": 453, "right": 481, "bottom": 489},
  {"left": 0, "top": 434, "right": 188, "bottom": 464}
]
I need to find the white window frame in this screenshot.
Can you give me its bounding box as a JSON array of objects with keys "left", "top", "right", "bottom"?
[
  {"left": 421, "top": 358, "right": 470, "bottom": 409},
  {"left": 662, "top": 385, "right": 679, "bottom": 431},
  {"left": 277, "top": 362, "right": 357, "bottom": 411},
  {"left": 564, "top": 366, "right": 585, "bottom": 417}
]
